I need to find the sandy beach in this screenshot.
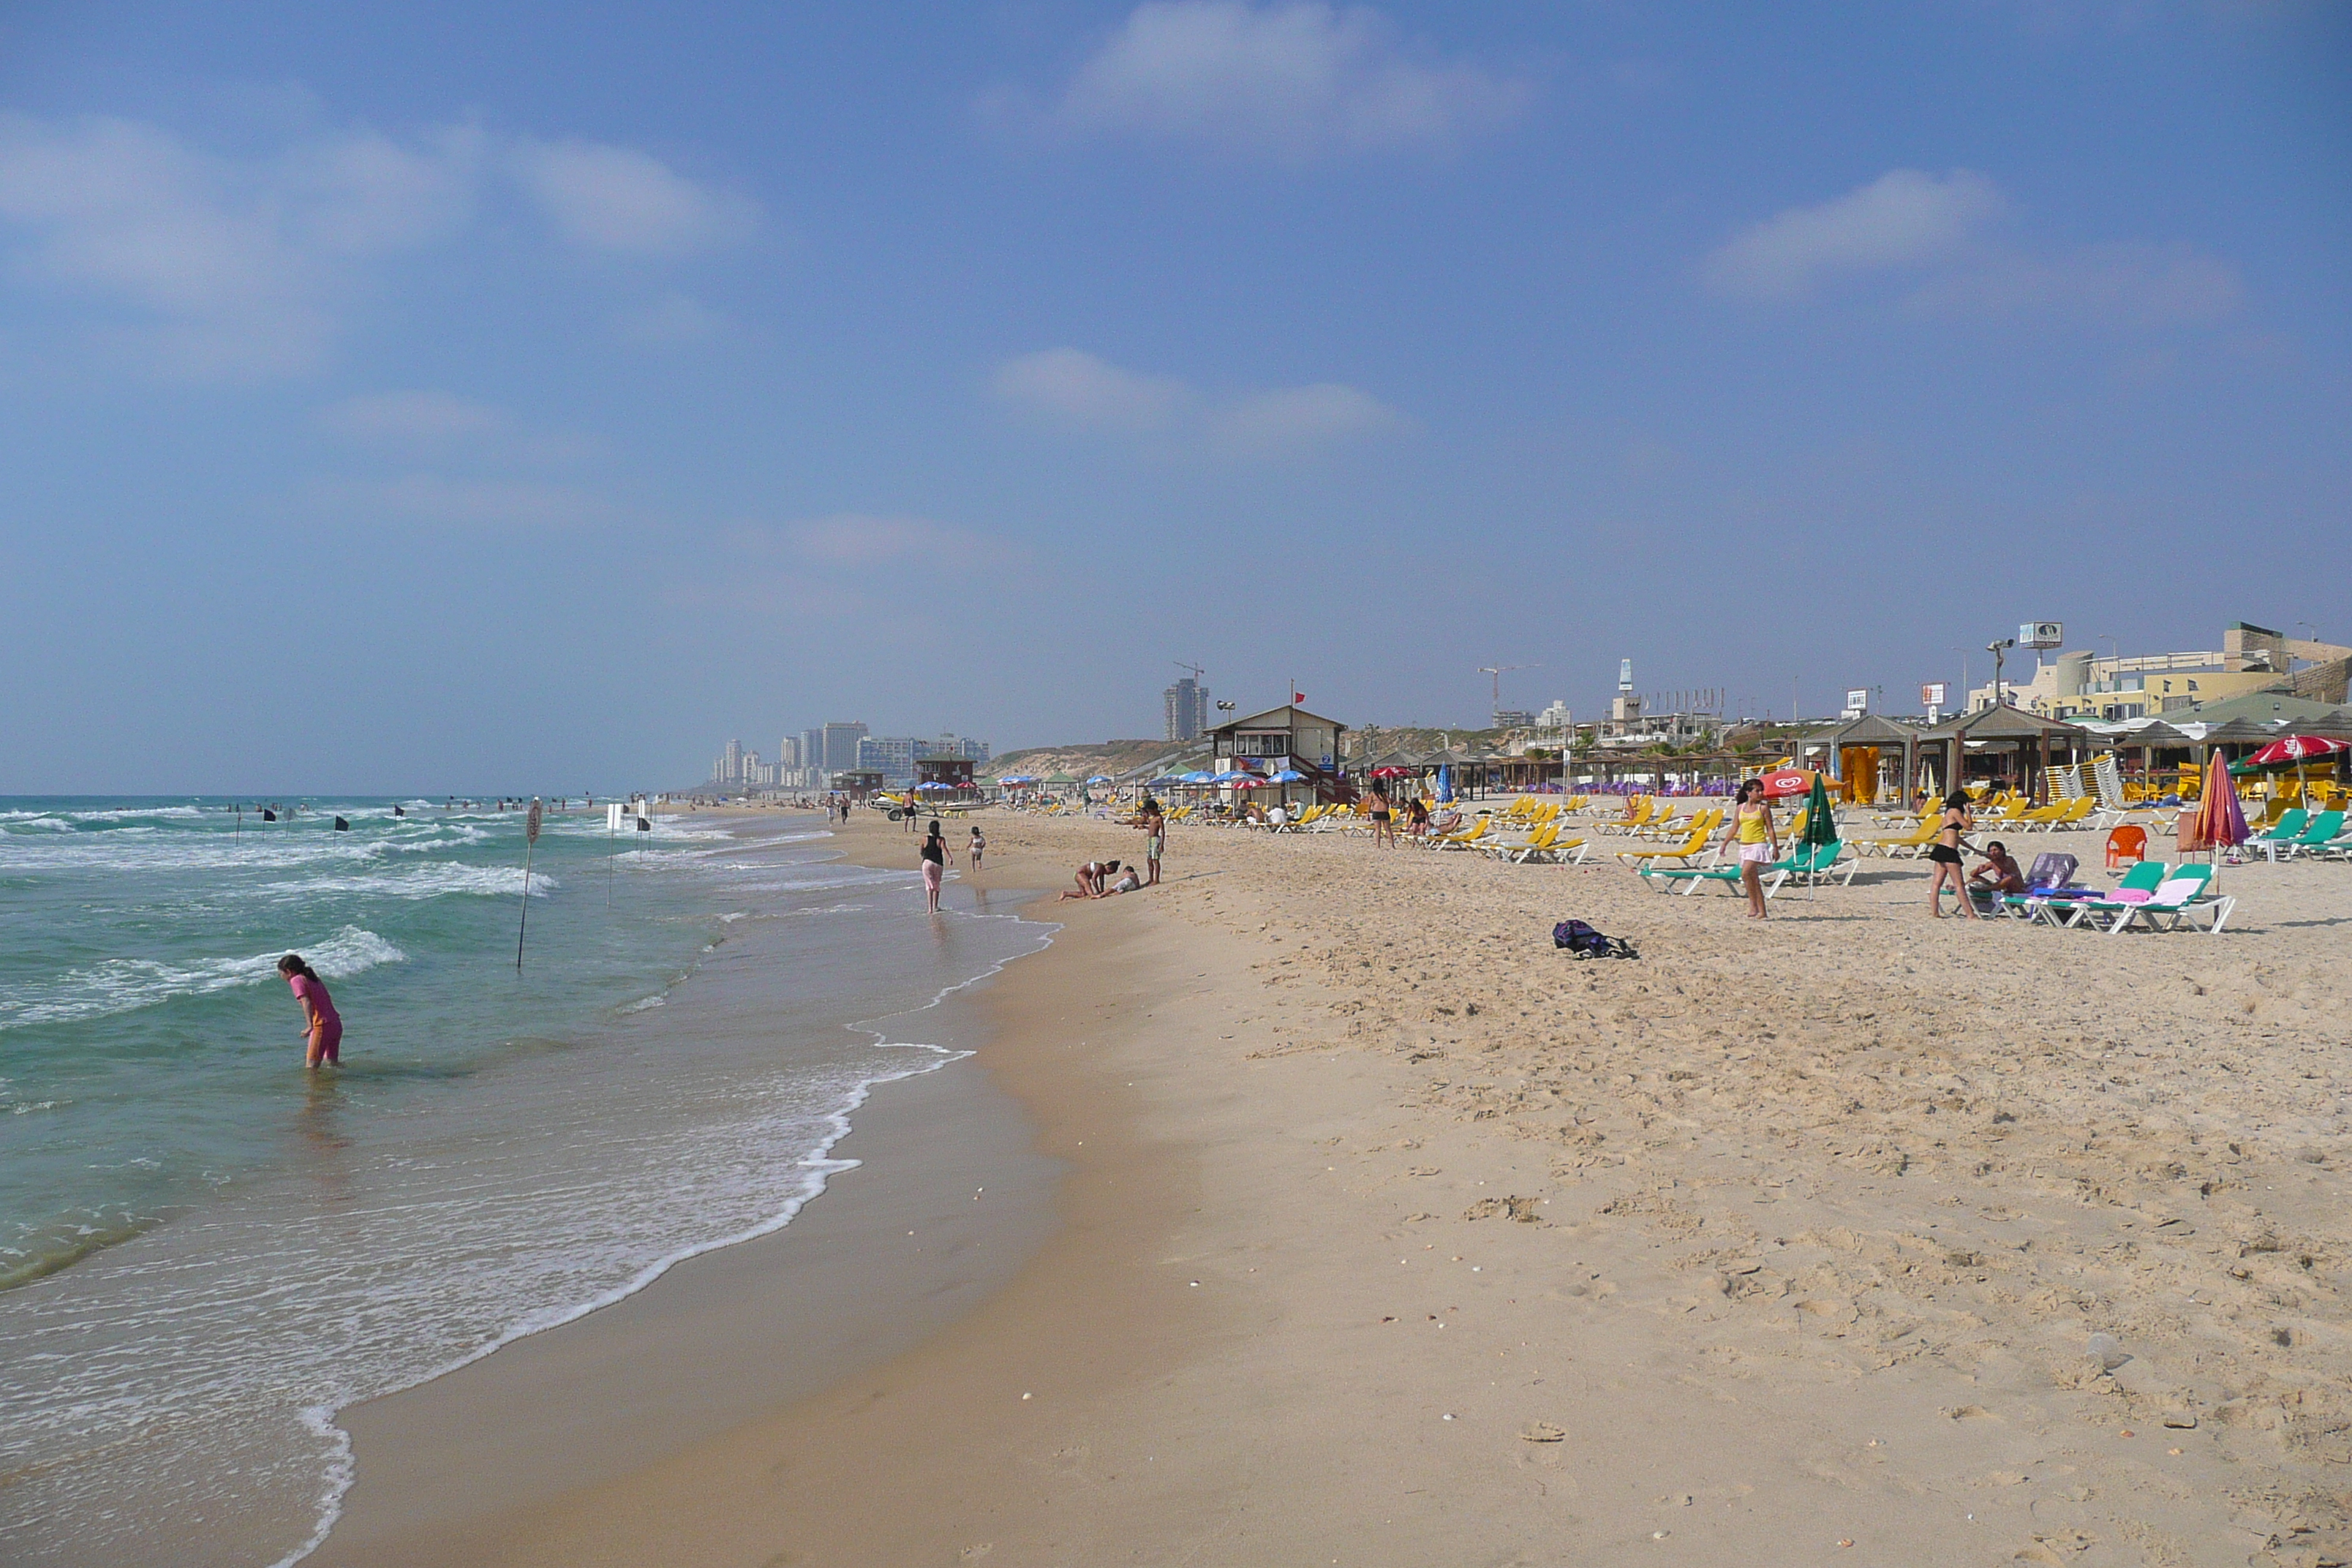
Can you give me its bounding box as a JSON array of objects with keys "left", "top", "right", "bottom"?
[{"left": 317, "top": 806, "right": 2352, "bottom": 1567}]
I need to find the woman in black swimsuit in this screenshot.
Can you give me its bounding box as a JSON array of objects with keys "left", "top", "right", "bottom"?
[
  {"left": 1926, "top": 791, "right": 1977, "bottom": 919},
  {"left": 1368, "top": 784, "right": 1394, "bottom": 848}
]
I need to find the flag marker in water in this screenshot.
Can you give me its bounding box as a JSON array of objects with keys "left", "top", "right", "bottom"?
[
  {"left": 516, "top": 797, "right": 543, "bottom": 970},
  {"left": 606, "top": 801, "right": 624, "bottom": 908}
]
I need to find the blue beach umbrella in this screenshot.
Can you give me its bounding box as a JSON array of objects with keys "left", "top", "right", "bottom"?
[
  {"left": 1267, "top": 769, "right": 1307, "bottom": 783},
  {"left": 1434, "top": 765, "right": 1454, "bottom": 804}
]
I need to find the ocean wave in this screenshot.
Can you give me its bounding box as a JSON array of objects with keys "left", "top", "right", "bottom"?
[
  {"left": 0, "top": 835, "right": 389, "bottom": 875},
  {"left": 253, "top": 866, "right": 554, "bottom": 902},
  {"left": 0, "top": 927, "right": 407, "bottom": 1032}
]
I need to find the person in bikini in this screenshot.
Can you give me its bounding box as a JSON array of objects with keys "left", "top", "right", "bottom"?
[
  {"left": 1058, "top": 859, "right": 1120, "bottom": 900},
  {"left": 968, "top": 823, "right": 986, "bottom": 872},
  {"left": 1729, "top": 779, "right": 1781, "bottom": 919},
  {"left": 1926, "top": 791, "right": 1978, "bottom": 919},
  {"left": 1367, "top": 784, "right": 1395, "bottom": 848}
]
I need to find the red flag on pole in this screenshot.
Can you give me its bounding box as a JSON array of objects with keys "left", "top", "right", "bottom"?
[{"left": 1293, "top": 691, "right": 1305, "bottom": 704}]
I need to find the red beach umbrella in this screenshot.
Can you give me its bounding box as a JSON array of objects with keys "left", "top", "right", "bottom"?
[
  {"left": 2248, "top": 734, "right": 2350, "bottom": 766},
  {"left": 1757, "top": 768, "right": 1816, "bottom": 800},
  {"left": 1370, "top": 766, "right": 1414, "bottom": 779}
]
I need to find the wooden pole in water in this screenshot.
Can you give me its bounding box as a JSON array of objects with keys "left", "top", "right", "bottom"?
[{"left": 516, "top": 797, "right": 543, "bottom": 970}]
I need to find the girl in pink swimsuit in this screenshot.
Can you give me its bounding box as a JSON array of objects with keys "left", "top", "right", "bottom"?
[{"left": 279, "top": 954, "right": 342, "bottom": 1069}]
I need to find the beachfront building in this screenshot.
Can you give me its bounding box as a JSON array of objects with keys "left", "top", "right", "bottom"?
[
  {"left": 1972, "top": 622, "right": 2351, "bottom": 720},
  {"left": 913, "top": 756, "right": 979, "bottom": 795},
  {"left": 1206, "top": 703, "right": 1349, "bottom": 805}
]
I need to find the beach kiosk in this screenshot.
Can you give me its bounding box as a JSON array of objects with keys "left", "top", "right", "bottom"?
[
  {"left": 829, "top": 769, "right": 886, "bottom": 803},
  {"left": 1798, "top": 713, "right": 1921, "bottom": 807},
  {"left": 914, "top": 756, "right": 979, "bottom": 800},
  {"left": 1207, "top": 704, "right": 1351, "bottom": 807}
]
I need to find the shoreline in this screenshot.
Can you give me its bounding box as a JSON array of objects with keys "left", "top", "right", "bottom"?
[
  {"left": 306, "top": 818, "right": 1087, "bottom": 1565},
  {"left": 316, "top": 807, "right": 2352, "bottom": 1565}
]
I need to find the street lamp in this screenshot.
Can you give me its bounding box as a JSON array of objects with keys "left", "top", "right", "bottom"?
[{"left": 1986, "top": 638, "right": 2016, "bottom": 709}]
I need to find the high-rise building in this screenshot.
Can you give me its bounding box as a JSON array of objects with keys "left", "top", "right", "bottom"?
[
  {"left": 777, "top": 735, "right": 801, "bottom": 770},
  {"left": 821, "top": 721, "right": 870, "bottom": 776},
  {"left": 802, "top": 728, "right": 824, "bottom": 775},
  {"left": 1163, "top": 677, "right": 1210, "bottom": 742},
  {"left": 856, "top": 735, "right": 919, "bottom": 782},
  {"left": 723, "top": 738, "right": 744, "bottom": 783},
  {"left": 929, "top": 732, "right": 990, "bottom": 762}
]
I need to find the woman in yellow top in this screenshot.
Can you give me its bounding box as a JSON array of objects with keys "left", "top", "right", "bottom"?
[{"left": 1730, "top": 780, "right": 1781, "bottom": 919}]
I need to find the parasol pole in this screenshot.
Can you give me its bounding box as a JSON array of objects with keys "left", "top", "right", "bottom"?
[{"left": 517, "top": 796, "right": 543, "bottom": 970}]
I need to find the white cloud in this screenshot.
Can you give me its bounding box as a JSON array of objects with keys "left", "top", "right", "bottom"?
[
  {"left": 991, "top": 346, "right": 1406, "bottom": 458},
  {"left": 506, "top": 138, "right": 755, "bottom": 255},
  {"left": 1030, "top": 1, "right": 1528, "bottom": 162},
  {"left": 1208, "top": 381, "right": 1409, "bottom": 453},
  {"left": 1703, "top": 168, "right": 2005, "bottom": 300},
  {"left": 992, "top": 347, "right": 1191, "bottom": 431},
  {"left": 1705, "top": 168, "right": 2242, "bottom": 331},
  {"left": 0, "top": 115, "right": 478, "bottom": 377},
  {"left": 0, "top": 113, "right": 752, "bottom": 379},
  {"left": 320, "top": 389, "right": 508, "bottom": 441}
]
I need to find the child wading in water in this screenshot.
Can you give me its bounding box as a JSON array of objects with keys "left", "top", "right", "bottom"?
[{"left": 279, "top": 954, "right": 342, "bottom": 1069}]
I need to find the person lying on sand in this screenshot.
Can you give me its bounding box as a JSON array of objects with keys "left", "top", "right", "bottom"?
[{"left": 1058, "top": 859, "right": 1120, "bottom": 900}]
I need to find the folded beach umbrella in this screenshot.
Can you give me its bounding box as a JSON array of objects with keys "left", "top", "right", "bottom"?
[
  {"left": 1798, "top": 768, "right": 1839, "bottom": 898},
  {"left": 1433, "top": 765, "right": 1453, "bottom": 803},
  {"left": 2179, "top": 747, "right": 2249, "bottom": 874}
]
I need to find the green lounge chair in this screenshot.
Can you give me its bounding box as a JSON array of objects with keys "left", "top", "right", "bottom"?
[
  {"left": 2002, "top": 859, "right": 2162, "bottom": 925},
  {"left": 2247, "top": 807, "right": 2307, "bottom": 860},
  {"left": 1638, "top": 839, "right": 1850, "bottom": 898},
  {"left": 2070, "top": 863, "right": 2234, "bottom": 935},
  {"left": 2277, "top": 810, "right": 2344, "bottom": 862}
]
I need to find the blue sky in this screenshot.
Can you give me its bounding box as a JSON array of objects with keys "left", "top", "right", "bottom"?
[{"left": 0, "top": 1, "right": 2345, "bottom": 791}]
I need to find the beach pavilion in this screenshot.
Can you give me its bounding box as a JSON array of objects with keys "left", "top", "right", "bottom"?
[
  {"left": 1795, "top": 713, "right": 1920, "bottom": 806},
  {"left": 1915, "top": 706, "right": 2089, "bottom": 802}
]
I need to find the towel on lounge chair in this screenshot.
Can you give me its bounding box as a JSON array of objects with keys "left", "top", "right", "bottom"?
[{"left": 2024, "top": 852, "right": 2076, "bottom": 891}]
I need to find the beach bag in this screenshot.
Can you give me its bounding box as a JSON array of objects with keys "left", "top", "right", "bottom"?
[{"left": 1553, "top": 919, "right": 1637, "bottom": 960}]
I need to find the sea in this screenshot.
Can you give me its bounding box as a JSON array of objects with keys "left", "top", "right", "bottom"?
[{"left": 0, "top": 798, "right": 1048, "bottom": 1567}]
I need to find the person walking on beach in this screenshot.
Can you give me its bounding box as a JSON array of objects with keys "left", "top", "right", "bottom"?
[
  {"left": 919, "top": 818, "right": 951, "bottom": 913},
  {"left": 1367, "top": 783, "right": 1395, "bottom": 847},
  {"left": 968, "top": 823, "right": 986, "bottom": 873},
  {"left": 1926, "top": 791, "right": 1978, "bottom": 919},
  {"left": 279, "top": 954, "right": 342, "bottom": 1070},
  {"left": 1729, "top": 779, "right": 1781, "bottom": 919}
]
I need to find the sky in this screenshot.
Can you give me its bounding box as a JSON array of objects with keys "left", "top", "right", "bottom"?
[{"left": 0, "top": 1, "right": 2345, "bottom": 792}]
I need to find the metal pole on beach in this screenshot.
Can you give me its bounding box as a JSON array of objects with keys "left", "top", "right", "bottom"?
[{"left": 517, "top": 797, "right": 543, "bottom": 970}]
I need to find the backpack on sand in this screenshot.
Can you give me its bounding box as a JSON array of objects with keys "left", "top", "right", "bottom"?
[{"left": 1553, "top": 919, "right": 1637, "bottom": 960}]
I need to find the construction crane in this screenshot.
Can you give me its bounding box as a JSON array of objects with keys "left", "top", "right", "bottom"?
[
  {"left": 1172, "top": 660, "right": 1206, "bottom": 682},
  {"left": 1478, "top": 663, "right": 1538, "bottom": 710}
]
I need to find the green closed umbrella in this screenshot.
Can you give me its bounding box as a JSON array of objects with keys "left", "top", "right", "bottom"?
[{"left": 1800, "top": 769, "right": 1839, "bottom": 898}]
